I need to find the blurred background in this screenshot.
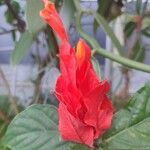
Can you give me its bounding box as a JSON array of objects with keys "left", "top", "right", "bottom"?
[{"left": 0, "top": 0, "right": 150, "bottom": 140}]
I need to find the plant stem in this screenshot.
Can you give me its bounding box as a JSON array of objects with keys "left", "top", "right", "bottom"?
[
  {"left": 94, "top": 47, "right": 150, "bottom": 73},
  {"left": 93, "top": 12, "right": 124, "bottom": 56},
  {"left": 76, "top": 12, "right": 100, "bottom": 49}
]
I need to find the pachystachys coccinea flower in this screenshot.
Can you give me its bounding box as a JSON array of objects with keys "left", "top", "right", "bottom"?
[{"left": 40, "top": 0, "right": 113, "bottom": 147}]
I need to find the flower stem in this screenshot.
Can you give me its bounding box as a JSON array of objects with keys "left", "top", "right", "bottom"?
[{"left": 94, "top": 47, "right": 150, "bottom": 73}]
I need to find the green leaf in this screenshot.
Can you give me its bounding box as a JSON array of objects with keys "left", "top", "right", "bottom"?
[
  {"left": 0, "top": 95, "right": 10, "bottom": 114},
  {"left": 142, "top": 26, "right": 150, "bottom": 37},
  {"left": 136, "top": 0, "right": 142, "bottom": 15},
  {"left": 5, "top": 1, "right": 20, "bottom": 24},
  {"left": 94, "top": 0, "right": 122, "bottom": 32},
  {"left": 71, "top": 144, "right": 89, "bottom": 150},
  {"left": 94, "top": 0, "right": 110, "bottom": 33},
  {"left": 124, "top": 21, "right": 136, "bottom": 37},
  {"left": 3, "top": 104, "right": 72, "bottom": 150},
  {"left": 102, "top": 83, "right": 150, "bottom": 149},
  {"left": 5, "top": 9, "right": 14, "bottom": 24},
  {"left": 132, "top": 41, "right": 145, "bottom": 62},
  {"left": 0, "top": 96, "right": 12, "bottom": 145},
  {"left": 26, "top": 0, "right": 46, "bottom": 34},
  {"left": 11, "top": 31, "right": 33, "bottom": 65},
  {"left": 92, "top": 57, "right": 103, "bottom": 79},
  {"left": 60, "top": 0, "right": 76, "bottom": 30}
]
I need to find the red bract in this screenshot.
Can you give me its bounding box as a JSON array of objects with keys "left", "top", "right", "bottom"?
[
  {"left": 40, "top": 0, "right": 113, "bottom": 147},
  {"left": 40, "top": 0, "right": 68, "bottom": 42}
]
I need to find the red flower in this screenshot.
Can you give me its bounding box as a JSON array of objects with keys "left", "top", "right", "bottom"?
[
  {"left": 40, "top": 0, "right": 113, "bottom": 147},
  {"left": 40, "top": 0, "right": 68, "bottom": 42}
]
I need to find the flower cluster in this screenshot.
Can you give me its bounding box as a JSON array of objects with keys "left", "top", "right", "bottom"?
[{"left": 40, "top": 0, "right": 113, "bottom": 147}]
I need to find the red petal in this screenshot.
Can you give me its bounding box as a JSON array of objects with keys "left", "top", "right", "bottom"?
[
  {"left": 59, "top": 42, "right": 77, "bottom": 86},
  {"left": 95, "top": 96, "right": 113, "bottom": 138},
  {"left": 58, "top": 102, "right": 95, "bottom": 147},
  {"left": 83, "top": 82, "right": 113, "bottom": 139},
  {"left": 55, "top": 75, "right": 81, "bottom": 118},
  {"left": 76, "top": 40, "right": 102, "bottom": 96},
  {"left": 83, "top": 85, "right": 103, "bottom": 127},
  {"left": 77, "top": 68, "right": 100, "bottom": 96},
  {"left": 40, "top": 0, "right": 68, "bottom": 42}
]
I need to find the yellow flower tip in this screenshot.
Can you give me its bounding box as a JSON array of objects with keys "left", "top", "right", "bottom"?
[{"left": 76, "top": 40, "right": 85, "bottom": 61}]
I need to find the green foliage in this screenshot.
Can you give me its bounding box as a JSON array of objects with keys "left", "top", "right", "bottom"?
[
  {"left": 132, "top": 40, "right": 145, "bottom": 62},
  {"left": 46, "top": 26, "right": 59, "bottom": 57},
  {"left": 0, "top": 95, "right": 22, "bottom": 150},
  {"left": 0, "top": 96, "right": 10, "bottom": 140},
  {"left": 124, "top": 21, "right": 136, "bottom": 37},
  {"left": 102, "top": 83, "right": 150, "bottom": 149},
  {"left": 4, "top": 1, "right": 20, "bottom": 24},
  {"left": 11, "top": 31, "right": 33, "bottom": 65},
  {"left": 92, "top": 57, "right": 103, "bottom": 79},
  {"left": 94, "top": 0, "right": 123, "bottom": 32},
  {"left": 136, "top": 0, "right": 142, "bottom": 15},
  {"left": 0, "top": 96, "right": 11, "bottom": 114},
  {"left": 142, "top": 26, "right": 150, "bottom": 37},
  {"left": 26, "top": 0, "right": 46, "bottom": 34},
  {"left": 71, "top": 144, "right": 89, "bottom": 150},
  {"left": 1, "top": 0, "right": 150, "bottom": 149},
  {"left": 60, "top": 0, "right": 76, "bottom": 30},
  {"left": 0, "top": 0, "right": 4, "bottom": 5},
  {"left": 3, "top": 104, "right": 73, "bottom": 150}
]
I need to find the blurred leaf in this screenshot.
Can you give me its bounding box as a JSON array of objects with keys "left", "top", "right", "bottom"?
[
  {"left": 136, "top": 0, "right": 142, "bottom": 15},
  {"left": 94, "top": 0, "right": 111, "bottom": 32},
  {"left": 142, "top": 0, "right": 148, "bottom": 15},
  {"left": 0, "top": 0, "right": 4, "bottom": 5},
  {"left": 60, "top": 0, "right": 76, "bottom": 30},
  {"left": 5, "top": 1, "right": 20, "bottom": 24},
  {"left": 93, "top": 21, "right": 98, "bottom": 34},
  {"left": 143, "top": 17, "right": 150, "bottom": 28},
  {"left": 92, "top": 57, "right": 102, "bottom": 79},
  {"left": 94, "top": 0, "right": 123, "bottom": 32},
  {"left": 124, "top": 21, "right": 136, "bottom": 37},
  {"left": 142, "top": 26, "right": 150, "bottom": 37},
  {"left": 3, "top": 104, "right": 72, "bottom": 150},
  {"left": 132, "top": 41, "right": 145, "bottom": 62},
  {"left": 102, "top": 83, "right": 150, "bottom": 149},
  {"left": 71, "top": 144, "right": 89, "bottom": 150},
  {"left": 0, "top": 123, "right": 8, "bottom": 141},
  {"left": 0, "top": 95, "right": 24, "bottom": 140},
  {"left": 0, "top": 96, "right": 12, "bottom": 141},
  {"left": 11, "top": 30, "right": 16, "bottom": 41},
  {"left": 5, "top": 9, "right": 14, "bottom": 24},
  {"left": 0, "top": 96, "right": 10, "bottom": 114},
  {"left": 94, "top": 13, "right": 124, "bottom": 56},
  {"left": 11, "top": 31, "right": 33, "bottom": 65},
  {"left": 46, "top": 26, "right": 59, "bottom": 56},
  {"left": 26, "top": 0, "right": 46, "bottom": 34},
  {"left": 97, "top": 0, "right": 110, "bottom": 17}
]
